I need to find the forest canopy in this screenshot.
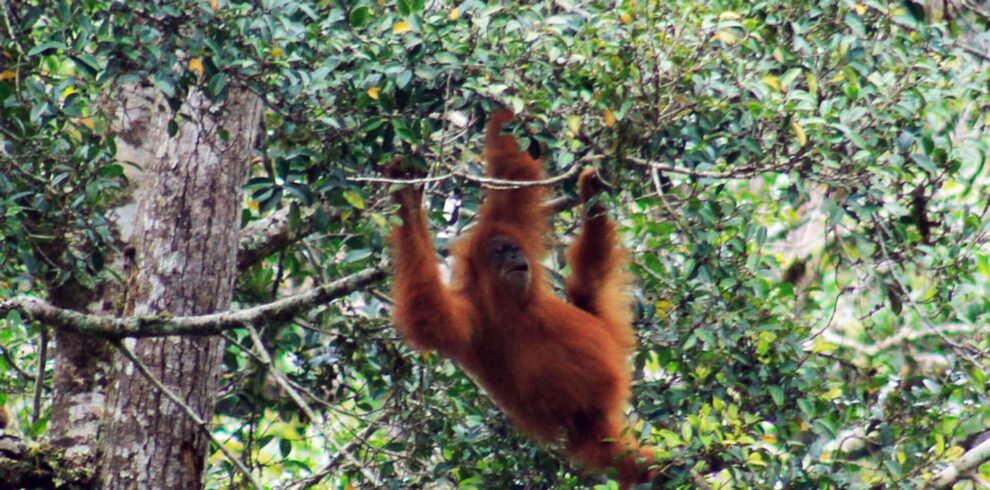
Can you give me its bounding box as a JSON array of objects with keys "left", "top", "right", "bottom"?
[{"left": 1, "top": 0, "right": 989, "bottom": 488}]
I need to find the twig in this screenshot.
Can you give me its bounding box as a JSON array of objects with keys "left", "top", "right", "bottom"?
[
  {"left": 650, "top": 167, "right": 689, "bottom": 236},
  {"left": 453, "top": 164, "right": 583, "bottom": 189},
  {"left": 353, "top": 151, "right": 603, "bottom": 190},
  {"left": 0, "top": 0, "right": 23, "bottom": 55},
  {"left": 111, "top": 339, "right": 263, "bottom": 490},
  {"left": 349, "top": 173, "right": 455, "bottom": 186},
  {"left": 872, "top": 217, "right": 983, "bottom": 367},
  {"left": 283, "top": 400, "right": 390, "bottom": 490},
  {"left": 245, "top": 326, "right": 380, "bottom": 486},
  {"left": 350, "top": 164, "right": 584, "bottom": 189},
  {"left": 31, "top": 326, "right": 48, "bottom": 424},
  {"left": 0, "top": 343, "right": 34, "bottom": 381},
  {"left": 630, "top": 156, "right": 761, "bottom": 179},
  {"left": 958, "top": 43, "right": 990, "bottom": 63},
  {"left": 821, "top": 323, "right": 981, "bottom": 356},
  {"left": 690, "top": 469, "right": 714, "bottom": 490}
]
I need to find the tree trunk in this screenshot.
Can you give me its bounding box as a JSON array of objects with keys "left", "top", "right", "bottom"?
[
  {"left": 98, "top": 87, "right": 261, "bottom": 489},
  {"left": 46, "top": 282, "right": 112, "bottom": 482}
]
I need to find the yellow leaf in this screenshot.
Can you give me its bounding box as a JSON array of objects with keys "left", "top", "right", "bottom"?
[
  {"left": 64, "top": 126, "right": 82, "bottom": 143},
  {"left": 62, "top": 86, "right": 76, "bottom": 97},
  {"left": 655, "top": 300, "right": 673, "bottom": 319},
  {"left": 854, "top": 4, "right": 867, "bottom": 15},
  {"left": 712, "top": 397, "right": 724, "bottom": 411},
  {"left": 810, "top": 336, "right": 837, "bottom": 355},
  {"left": 762, "top": 75, "right": 781, "bottom": 92},
  {"left": 448, "top": 7, "right": 461, "bottom": 21},
  {"left": 619, "top": 12, "right": 633, "bottom": 24},
  {"left": 791, "top": 121, "right": 808, "bottom": 147},
  {"left": 603, "top": 109, "right": 617, "bottom": 127},
  {"left": 270, "top": 46, "right": 283, "bottom": 58},
  {"left": 188, "top": 57, "right": 204, "bottom": 77},
  {"left": 367, "top": 86, "right": 380, "bottom": 100},
  {"left": 807, "top": 72, "right": 819, "bottom": 94},
  {"left": 719, "top": 11, "right": 741, "bottom": 21},
  {"left": 747, "top": 451, "right": 765, "bottom": 466},
  {"left": 823, "top": 387, "right": 843, "bottom": 400},
  {"left": 712, "top": 31, "right": 737, "bottom": 45},
  {"left": 0, "top": 70, "right": 17, "bottom": 80},
  {"left": 567, "top": 115, "right": 581, "bottom": 133},
  {"left": 393, "top": 21, "right": 411, "bottom": 34},
  {"left": 77, "top": 117, "right": 95, "bottom": 130},
  {"left": 209, "top": 0, "right": 219, "bottom": 11}
]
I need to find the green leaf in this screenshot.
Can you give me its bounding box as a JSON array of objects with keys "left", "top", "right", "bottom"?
[
  {"left": 27, "top": 41, "right": 65, "bottom": 56},
  {"left": 342, "top": 190, "right": 365, "bottom": 209},
  {"left": 349, "top": 6, "right": 371, "bottom": 29}
]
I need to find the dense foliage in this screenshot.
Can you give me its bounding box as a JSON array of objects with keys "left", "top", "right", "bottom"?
[{"left": 2, "top": 0, "right": 989, "bottom": 488}]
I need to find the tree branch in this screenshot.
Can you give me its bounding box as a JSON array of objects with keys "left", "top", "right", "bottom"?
[
  {"left": 237, "top": 204, "right": 339, "bottom": 270},
  {"left": 350, "top": 163, "right": 584, "bottom": 189},
  {"left": 350, "top": 153, "right": 601, "bottom": 190},
  {"left": 0, "top": 268, "right": 386, "bottom": 340},
  {"left": 931, "top": 435, "right": 990, "bottom": 488},
  {"left": 628, "top": 156, "right": 767, "bottom": 179}
]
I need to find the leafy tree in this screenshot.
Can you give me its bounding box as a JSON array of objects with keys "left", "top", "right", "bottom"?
[{"left": 1, "top": 0, "right": 989, "bottom": 488}]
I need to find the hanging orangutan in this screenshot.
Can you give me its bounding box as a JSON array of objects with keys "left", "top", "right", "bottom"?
[{"left": 388, "top": 109, "right": 653, "bottom": 488}]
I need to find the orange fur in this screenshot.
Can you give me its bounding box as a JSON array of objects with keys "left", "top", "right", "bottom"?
[{"left": 390, "top": 109, "right": 650, "bottom": 488}]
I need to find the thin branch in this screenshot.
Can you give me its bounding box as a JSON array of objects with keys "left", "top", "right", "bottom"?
[
  {"left": 454, "top": 164, "right": 584, "bottom": 189},
  {"left": 111, "top": 339, "right": 263, "bottom": 490},
  {"left": 931, "top": 435, "right": 990, "bottom": 488},
  {"left": 0, "top": 0, "right": 23, "bottom": 55},
  {"left": 0, "top": 268, "right": 386, "bottom": 340},
  {"left": 872, "top": 217, "right": 983, "bottom": 367},
  {"left": 629, "top": 156, "right": 760, "bottom": 179},
  {"left": 820, "top": 323, "right": 981, "bottom": 356},
  {"left": 348, "top": 173, "right": 455, "bottom": 186},
  {"left": 31, "top": 326, "right": 48, "bottom": 424},
  {"left": 350, "top": 164, "right": 583, "bottom": 189},
  {"left": 284, "top": 418, "right": 382, "bottom": 490},
  {"left": 245, "top": 326, "right": 380, "bottom": 485},
  {"left": 958, "top": 42, "right": 990, "bottom": 63},
  {"left": 0, "top": 343, "right": 33, "bottom": 381},
  {"left": 352, "top": 152, "right": 602, "bottom": 189}
]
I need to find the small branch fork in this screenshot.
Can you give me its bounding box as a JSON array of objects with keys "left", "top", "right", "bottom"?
[{"left": 244, "top": 325, "right": 382, "bottom": 486}]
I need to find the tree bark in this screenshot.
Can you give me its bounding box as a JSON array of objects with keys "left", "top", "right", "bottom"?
[
  {"left": 98, "top": 87, "right": 261, "bottom": 489},
  {"left": 45, "top": 279, "right": 113, "bottom": 483}
]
